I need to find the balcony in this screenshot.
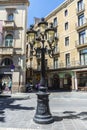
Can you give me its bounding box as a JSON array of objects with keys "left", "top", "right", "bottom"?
[
  {"left": 76, "top": 4, "right": 85, "bottom": 15},
  {"left": 13, "top": 48, "right": 22, "bottom": 54},
  {"left": 75, "top": 18, "right": 87, "bottom": 31},
  {"left": 75, "top": 38, "right": 87, "bottom": 49},
  {"left": 0, "top": 46, "right": 13, "bottom": 55},
  {"left": 3, "top": 20, "right": 15, "bottom": 29},
  {"left": 58, "top": 60, "right": 87, "bottom": 69},
  {"left": 47, "top": 59, "right": 87, "bottom": 70}
]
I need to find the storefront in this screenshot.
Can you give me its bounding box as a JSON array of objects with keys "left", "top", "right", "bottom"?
[
  {"left": 0, "top": 73, "right": 12, "bottom": 92},
  {"left": 48, "top": 71, "right": 72, "bottom": 90},
  {"left": 73, "top": 69, "right": 87, "bottom": 91}
]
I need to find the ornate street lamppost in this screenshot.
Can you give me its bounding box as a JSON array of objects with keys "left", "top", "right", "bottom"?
[{"left": 27, "top": 18, "right": 57, "bottom": 124}]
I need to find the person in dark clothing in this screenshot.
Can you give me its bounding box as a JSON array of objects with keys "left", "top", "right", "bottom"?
[{"left": 0, "top": 80, "right": 3, "bottom": 93}]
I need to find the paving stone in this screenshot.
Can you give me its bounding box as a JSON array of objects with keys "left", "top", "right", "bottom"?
[{"left": 1, "top": 92, "right": 87, "bottom": 129}]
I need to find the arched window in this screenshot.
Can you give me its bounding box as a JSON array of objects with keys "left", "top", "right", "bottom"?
[
  {"left": 8, "top": 13, "right": 14, "bottom": 21},
  {"left": 5, "top": 34, "right": 13, "bottom": 47},
  {"left": 1, "top": 58, "right": 13, "bottom": 66}
]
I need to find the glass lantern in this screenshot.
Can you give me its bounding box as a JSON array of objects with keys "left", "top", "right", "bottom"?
[
  {"left": 45, "top": 23, "right": 56, "bottom": 44},
  {"left": 38, "top": 18, "right": 48, "bottom": 34}
]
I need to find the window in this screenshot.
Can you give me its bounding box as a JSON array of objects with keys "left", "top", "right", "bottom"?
[
  {"left": 78, "top": 14, "right": 84, "bottom": 26},
  {"left": 1, "top": 58, "right": 13, "bottom": 66},
  {"left": 53, "top": 17, "right": 57, "bottom": 27},
  {"left": 66, "top": 53, "right": 70, "bottom": 66},
  {"left": 80, "top": 49, "right": 87, "bottom": 65},
  {"left": 77, "top": 0, "right": 84, "bottom": 12},
  {"left": 8, "top": 13, "right": 14, "bottom": 21},
  {"left": 53, "top": 18, "right": 58, "bottom": 38},
  {"left": 79, "top": 30, "right": 86, "bottom": 44},
  {"left": 65, "top": 22, "right": 68, "bottom": 30},
  {"left": 65, "top": 9, "right": 68, "bottom": 16},
  {"left": 65, "top": 36, "right": 69, "bottom": 46},
  {"left": 54, "top": 57, "right": 58, "bottom": 69},
  {"left": 5, "top": 34, "right": 13, "bottom": 47}
]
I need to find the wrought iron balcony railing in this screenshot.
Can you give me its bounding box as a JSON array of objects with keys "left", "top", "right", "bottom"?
[
  {"left": 75, "top": 18, "right": 87, "bottom": 31},
  {"left": 75, "top": 38, "right": 87, "bottom": 49},
  {"left": 48, "top": 60, "right": 87, "bottom": 70},
  {"left": 76, "top": 4, "right": 85, "bottom": 15}
]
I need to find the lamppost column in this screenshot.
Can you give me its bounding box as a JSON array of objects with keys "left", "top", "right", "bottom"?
[
  {"left": 27, "top": 19, "right": 56, "bottom": 124},
  {"left": 33, "top": 43, "right": 54, "bottom": 124},
  {"left": 40, "top": 47, "right": 46, "bottom": 88}
]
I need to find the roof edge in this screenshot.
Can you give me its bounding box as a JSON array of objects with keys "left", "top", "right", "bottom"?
[
  {"left": 0, "top": 0, "right": 30, "bottom": 6},
  {"left": 45, "top": 0, "right": 74, "bottom": 20}
]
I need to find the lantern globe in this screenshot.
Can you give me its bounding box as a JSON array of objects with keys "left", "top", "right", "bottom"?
[{"left": 38, "top": 18, "right": 48, "bottom": 33}]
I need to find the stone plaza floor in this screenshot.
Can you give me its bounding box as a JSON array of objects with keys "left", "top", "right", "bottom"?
[{"left": 0, "top": 91, "right": 87, "bottom": 130}]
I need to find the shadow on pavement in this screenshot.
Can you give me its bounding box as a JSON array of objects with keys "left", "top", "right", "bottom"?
[
  {"left": 0, "top": 110, "right": 5, "bottom": 122},
  {"left": 53, "top": 116, "right": 63, "bottom": 122},
  {"left": 53, "top": 111, "right": 87, "bottom": 122},
  {"left": 0, "top": 96, "right": 35, "bottom": 123}
]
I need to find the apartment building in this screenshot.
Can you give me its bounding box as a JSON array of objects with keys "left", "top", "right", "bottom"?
[
  {"left": 27, "top": 0, "right": 87, "bottom": 91},
  {"left": 0, "top": 0, "right": 29, "bottom": 92}
]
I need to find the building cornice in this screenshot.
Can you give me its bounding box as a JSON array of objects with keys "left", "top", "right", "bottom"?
[
  {"left": 45, "top": 0, "right": 74, "bottom": 20},
  {"left": 0, "top": 0, "right": 29, "bottom": 6}
]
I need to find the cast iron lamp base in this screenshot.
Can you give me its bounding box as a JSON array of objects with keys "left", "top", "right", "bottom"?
[{"left": 33, "top": 87, "right": 54, "bottom": 124}]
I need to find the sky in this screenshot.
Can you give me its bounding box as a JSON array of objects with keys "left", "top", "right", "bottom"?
[{"left": 27, "top": 0, "right": 65, "bottom": 27}]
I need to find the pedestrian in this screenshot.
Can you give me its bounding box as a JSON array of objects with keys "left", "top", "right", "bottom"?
[
  {"left": 35, "top": 83, "right": 40, "bottom": 90},
  {"left": 2, "top": 81, "right": 6, "bottom": 91},
  {"left": 8, "top": 80, "right": 12, "bottom": 93},
  {"left": 0, "top": 79, "right": 3, "bottom": 93}
]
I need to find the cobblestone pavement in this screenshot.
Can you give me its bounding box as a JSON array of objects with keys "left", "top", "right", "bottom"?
[{"left": 0, "top": 91, "right": 87, "bottom": 130}]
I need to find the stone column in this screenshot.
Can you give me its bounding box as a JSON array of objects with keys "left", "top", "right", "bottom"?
[
  {"left": 74, "top": 72, "right": 78, "bottom": 90},
  {"left": 59, "top": 74, "right": 64, "bottom": 89},
  {"left": 12, "top": 72, "right": 20, "bottom": 93},
  {"left": 60, "top": 78, "right": 63, "bottom": 88},
  {"left": 71, "top": 75, "right": 75, "bottom": 90},
  {"left": 19, "top": 70, "right": 26, "bottom": 92}
]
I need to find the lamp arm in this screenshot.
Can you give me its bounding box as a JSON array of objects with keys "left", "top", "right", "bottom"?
[
  {"left": 49, "top": 54, "right": 53, "bottom": 58},
  {"left": 39, "top": 32, "right": 46, "bottom": 43},
  {"left": 31, "top": 47, "right": 41, "bottom": 57},
  {"left": 40, "top": 32, "right": 44, "bottom": 39}
]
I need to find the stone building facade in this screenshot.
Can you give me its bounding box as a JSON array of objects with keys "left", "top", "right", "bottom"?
[
  {"left": 0, "top": 0, "right": 29, "bottom": 92},
  {"left": 27, "top": 0, "right": 87, "bottom": 91}
]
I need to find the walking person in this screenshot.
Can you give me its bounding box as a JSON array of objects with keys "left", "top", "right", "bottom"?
[
  {"left": 8, "top": 80, "right": 12, "bottom": 93},
  {"left": 35, "top": 83, "right": 40, "bottom": 91},
  {"left": 0, "top": 79, "right": 3, "bottom": 93},
  {"left": 2, "top": 81, "right": 6, "bottom": 92}
]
